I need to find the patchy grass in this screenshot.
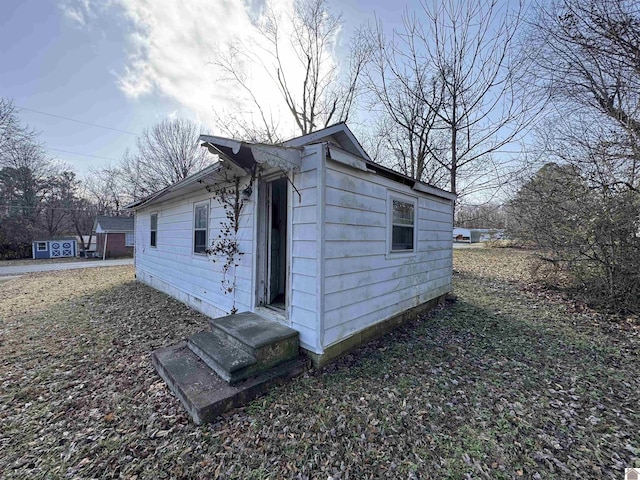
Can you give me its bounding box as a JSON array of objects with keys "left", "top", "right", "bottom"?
[{"left": 0, "top": 250, "right": 638, "bottom": 479}]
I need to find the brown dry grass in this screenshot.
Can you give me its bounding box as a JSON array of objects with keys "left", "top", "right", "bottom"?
[{"left": 0, "top": 250, "right": 638, "bottom": 479}]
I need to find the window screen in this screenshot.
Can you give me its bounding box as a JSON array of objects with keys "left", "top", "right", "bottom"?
[
  {"left": 150, "top": 213, "right": 157, "bottom": 247},
  {"left": 391, "top": 199, "right": 415, "bottom": 251},
  {"left": 194, "top": 204, "right": 208, "bottom": 254}
]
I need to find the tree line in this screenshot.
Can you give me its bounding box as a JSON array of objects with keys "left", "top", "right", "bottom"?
[
  {"left": 2, "top": 0, "right": 638, "bottom": 314},
  {"left": 506, "top": 0, "right": 640, "bottom": 314},
  {"left": 0, "top": 100, "right": 212, "bottom": 259}
]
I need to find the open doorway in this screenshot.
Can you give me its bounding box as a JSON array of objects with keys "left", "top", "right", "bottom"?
[{"left": 258, "top": 177, "right": 288, "bottom": 311}]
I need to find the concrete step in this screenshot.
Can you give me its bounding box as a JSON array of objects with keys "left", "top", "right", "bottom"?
[
  {"left": 152, "top": 342, "right": 309, "bottom": 424},
  {"left": 209, "top": 312, "right": 299, "bottom": 370},
  {"left": 187, "top": 330, "right": 257, "bottom": 384}
]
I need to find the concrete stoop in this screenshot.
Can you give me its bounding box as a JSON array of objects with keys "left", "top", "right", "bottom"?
[{"left": 152, "top": 312, "right": 309, "bottom": 424}]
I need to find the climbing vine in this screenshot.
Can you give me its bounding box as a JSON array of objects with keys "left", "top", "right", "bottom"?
[{"left": 205, "top": 174, "right": 249, "bottom": 314}]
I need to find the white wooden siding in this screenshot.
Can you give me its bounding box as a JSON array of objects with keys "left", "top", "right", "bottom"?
[
  {"left": 320, "top": 159, "right": 453, "bottom": 349},
  {"left": 135, "top": 179, "right": 254, "bottom": 319},
  {"left": 289, "top": 146, "right": 320, "bottom": 350},
  {"left": 133, "top": 139, "right": 453, "bottom": 357}
]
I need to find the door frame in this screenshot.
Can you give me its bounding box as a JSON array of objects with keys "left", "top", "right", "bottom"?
[{"left": 255, "top": 175, "right": 291, "bottom": 317}]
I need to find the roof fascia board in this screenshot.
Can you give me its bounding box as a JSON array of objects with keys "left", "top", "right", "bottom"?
[
  {"left": 412, "top": 181, "right": 457, "bottom": 201},
  {"left": 282, "top": 123, "right": 370, "bottom": 161},
  {"left": 200, "top": 135, "right": 302, "bottom": 172},
  {"left": 124, "top": 162, "right": 225, "bottom": 210},
  {"left": 326, "top": 144, "right": 368, "bottom": 172},
  {"left": 199, "top": 135, "right": 243, "bottom": 154},
  {"left": 281, "top": 124, "right": 345, "bottom": 147},
  {"left": 250, "top": 144, "right": 301, "bottom": 172}
]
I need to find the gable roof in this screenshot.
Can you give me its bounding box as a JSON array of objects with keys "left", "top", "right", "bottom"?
[
  {"left": 283, "top": 123, "right": 455, "bottom": 201},
  {"left": 282, "top": 122, "right": 370, "bottom": 160},
  {"left": 126, "top": 123, "right": 456, "bottom": 211},
  {"left": 33, "top": 237, "right": 77, "bottom": 243},
  {"left": 94, "top": 215, "right": 134, "bottom": 233}
]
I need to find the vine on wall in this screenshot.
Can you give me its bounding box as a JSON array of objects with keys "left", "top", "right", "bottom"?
[{"left": 205, "top": 174, "right": 248, "bottom": 314}]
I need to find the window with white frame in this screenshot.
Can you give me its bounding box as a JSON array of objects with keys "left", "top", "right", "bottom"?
[
  {"left": 37, "top": 242, "right": 47, "bottom": 251},
  {"left": 389, "top": 195, "right": 416, "bottom": 252},
  {"left": 125, "top": 232, "right": 134, "bottom": 247},
  {"left": 193, "top": 202, "right": 208, "bottom": 254},
  {"left": 150, "top": 213, "right": 158, "bottom": 247}
]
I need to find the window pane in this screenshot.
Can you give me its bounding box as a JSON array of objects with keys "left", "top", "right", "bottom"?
[
  {"left": 150, "top": 231, "right": 157, "bottom": 247},
  {"left": 194, "top": 230, "right": 207, "bottom": 253},
  {"left": 150, "top": 213, "right": 157, "bottom": 230},
  {"left": 125, "top": 232, "right": 134, "bottom": 246},
  {"left": 393, "top": 200, "right": 414, "bottom": 225},
  {"left": 195, "top": 205, "right": 208, "bottom": 229},
  {"left": 392, "top": 226, "right": 414, "bottom": 250}
]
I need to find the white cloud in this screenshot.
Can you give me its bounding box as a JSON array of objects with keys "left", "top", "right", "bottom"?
[
  {"left": 58, "top": 0, "right": 105, "bottom": 28},
  {"left": 60, "top": 0, "right": 335, "bottom": 138}
]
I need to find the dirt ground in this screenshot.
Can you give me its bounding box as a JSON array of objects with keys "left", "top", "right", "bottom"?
[{"left": 0, "top": 249, "right": 638, "bottom": 479}]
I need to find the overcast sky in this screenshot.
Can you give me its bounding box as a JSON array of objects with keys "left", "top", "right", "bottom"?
[{"left": 1, "top": 0, "right": 405, "bottom": 175}]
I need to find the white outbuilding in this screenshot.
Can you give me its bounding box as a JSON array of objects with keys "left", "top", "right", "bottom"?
[{"left": 127, "top": 123, "right": 455, "bottom": 367}]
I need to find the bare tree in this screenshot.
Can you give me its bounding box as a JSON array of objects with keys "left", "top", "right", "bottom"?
[
  {"left": 504, "top": 0, "right": 640, "bottom": 313},
  {"left": 213, "top": 0, "right": 369, "bottom": 140},
  {"left": 365, "top": 0, "right": 542, "bottom": 204},
  {"left": 84, "top": 166, "right": 131, "bottom": 214},
  {"left": 455, "top": 202, "right": 507, "bottom": 228},
  {"left": 0, "top": 137, "right": 55, "bottom": 220},
  {"left": 0, "top": 98, "right": 31, "bottom": 161},
  {"left": 530, "top": 0, "right": 640, "bottom": 192},
  {"left": 363, "top": 19, "right": 446, "bottom": 186},
  {"left": 0, "top": 98, "right": 99, "bottom": 256},
  {"left": 119, "top": 118, "right": 213, "bottom": 198}
]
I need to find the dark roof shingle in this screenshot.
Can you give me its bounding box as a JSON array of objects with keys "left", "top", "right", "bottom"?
[{"left": 94, "top": 216, "right": 134, "bottom": 233}]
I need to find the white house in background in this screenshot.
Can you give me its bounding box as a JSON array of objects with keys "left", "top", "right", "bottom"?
[
  {"left": 453, "top": 227, "right": 505, "bottom": 243},
  {"left": 126, "top": 123, "right": 456, "bottom": 366},
  {"left": 453, "top": 227, "right": 481, "bottom": 243}
]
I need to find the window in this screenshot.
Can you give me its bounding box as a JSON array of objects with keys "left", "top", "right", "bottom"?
[
  {"left": 150, "top": 213, "right": 157, "bottom": 247},
  {"left": 37, "top": 242, "right": 47, "bottom": 251},
  {"left": 125, "top": 232, "right": 134, "bottom": 247},
  {"left": 390, "top": 196, "right": 416, "bottom": 252},
  {"left": 193, "top": 203, "right": 208, "bottom": 254}
]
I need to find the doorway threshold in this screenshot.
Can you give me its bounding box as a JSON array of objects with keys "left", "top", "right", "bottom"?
[{"left": 255, "top": 306, "right": 288, "bottom": 326}]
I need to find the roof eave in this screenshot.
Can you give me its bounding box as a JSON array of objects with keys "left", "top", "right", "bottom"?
[
  {"left": 124, "top": 162, "right": 226, "bottom": 211},
  {"left": 199, "top": 134, "right": 302, "bottom": 173}
]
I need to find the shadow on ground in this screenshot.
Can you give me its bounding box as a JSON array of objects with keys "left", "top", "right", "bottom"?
[{"left": 0, "top": 266, "right": 638, "bottom": 479}]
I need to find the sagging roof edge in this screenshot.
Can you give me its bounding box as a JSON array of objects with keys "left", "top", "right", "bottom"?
[
  {"left": 124, "top": 162, "right": 226, "bottom": 211},
  {"left": 200, "top": 134, "right": 303, "bottom": 173},
  {"left": 324, "top": 144, "right": 456, "bottom": 202},
  {"left": 125, "top": 135, "right": 304, "bottom": 211},
  {"left": 126, "top": 126, "right": 456, "bottom": 210}
]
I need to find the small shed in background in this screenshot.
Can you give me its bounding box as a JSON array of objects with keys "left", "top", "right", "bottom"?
[
  {"left": 93, "top": 216, "right": 135, "bottom": 259},
  {"left": 32, "top": 238, "right": 77, "bottom": 259}
]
